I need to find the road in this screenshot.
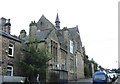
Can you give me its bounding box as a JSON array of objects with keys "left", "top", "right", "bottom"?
[
  {"left": 114, "top": 76, "right": 120, "bottom": 84},
  {"left": 77, "top": 78, "right": 92, "bottom": 84},
  {"left": 72, "top": 77, "right": 120, "bottom": 84},
  {"left": 68, "top": 78, "right": 92, "bottom": 84}
]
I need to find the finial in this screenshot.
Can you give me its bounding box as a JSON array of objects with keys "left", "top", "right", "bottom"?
[{"left": 55, "top": 11, "right": 60, "bottom": 29}]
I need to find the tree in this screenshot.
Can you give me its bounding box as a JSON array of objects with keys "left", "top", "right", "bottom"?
[{"left": 21, "top": 43, "right": 51, "bottom": 82}]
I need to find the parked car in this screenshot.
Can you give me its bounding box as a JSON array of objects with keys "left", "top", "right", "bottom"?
[
  {"left": 108, "top": 72, "right": 118, "bottom": 81},
  {"left": 107, "top": 73, "right": 114, "bottom": 80},
  {"left": 92, "top": 72, "right": 112, "bottom": 84},
  {"left": 118, "top": 73, "right": 120, "bottom": 76},
  {"left": 113, "top": 73, "right": 118, "bottom": 78}
]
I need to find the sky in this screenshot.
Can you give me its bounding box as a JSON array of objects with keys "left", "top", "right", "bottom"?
[{"left": 0, "top": 0, "right": 119, "bottom": 69}]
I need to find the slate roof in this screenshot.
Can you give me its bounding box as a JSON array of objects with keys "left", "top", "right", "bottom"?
[
  {"left": 21, "top": 28, "right": 53, "bottom": 50},
  {"left": 57, "top": 30, "right": 64, "bottom": 43},
  {"left": 37, "top": 15, "right": 56, "bottom": 30},
  {"left": 0, "top": 30, "right": 21, "bottom": 42},
  {"left": 56, "top": 30, "right": 67, "bottom": 51},
  {"left": 68, "top": 27, "right": 79, "bottom": 36},
  {"left": 68, "top": 27, "right": 82, "bottom": 52},
  {"left": 36, "top": 29, "right": 53, "bottom": 42}
]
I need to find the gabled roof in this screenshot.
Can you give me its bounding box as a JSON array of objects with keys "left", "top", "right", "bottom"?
[
  {"left": 68, "top": 27, "right": 79, "bottom": 35},
  {"left": 56, "top": 30, "right": 67, "bottom": 51},
  {"left": 68, "top": 27, "right": 82, "bottom": 52},
  {"left": 0, "top": 30, "right": 21, "bottom": 42},
  {"left": 37, "top": 15, "right": 56, "bottom": 30},
  {"left": 36, "top": 28, "right": 53, "bottom": 42}
]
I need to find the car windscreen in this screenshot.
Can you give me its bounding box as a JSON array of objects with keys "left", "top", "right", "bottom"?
[{"left": 94, "top": 74, "right": 106, "bottom": 80}]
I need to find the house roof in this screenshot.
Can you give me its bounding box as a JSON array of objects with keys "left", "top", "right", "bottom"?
[
  {"left": 56, "top": 30, "right": 68, "bottom": 51},
  {"left": 0, "top": 30, "right": 21, "bottom": 42},
  {"left": 37, "top": 15, "right": 56, "bottom": 30},
  {"left": 36, "top": 28, "right": 53, "bottom": 42},
  {"left": 68, "top": 27, "right": 79, "bottom": 36},
  {"left": 68, "top": 27, "right": 82, "bottom": 52}
]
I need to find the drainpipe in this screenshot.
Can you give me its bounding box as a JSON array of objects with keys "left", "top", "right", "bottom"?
[{"left": 74, "top": 52, "right": 77, "bottom": 81}]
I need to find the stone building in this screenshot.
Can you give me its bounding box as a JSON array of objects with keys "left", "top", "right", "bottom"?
[
  {"left": 21, "top": 13, "right": 85, "bottom": 81},
  {"left": 0, "top": 17, "right": 25, "bottom": 83}
]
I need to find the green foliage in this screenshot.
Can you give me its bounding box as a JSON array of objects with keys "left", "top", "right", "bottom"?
[
  {"left": 113, "top": 68, "right": 120, "bottom": 73},
  {"left": 84, "top": 65, "right": 92, "bottom": 77},
  {"left": 118, "top": 68, "right": 120, "bottom": 73},
  {"left": 84, "top": 66, "right": 90, "bottom": 77},
  {"left": 21, "top": 44, "right": 51, "bottom": 77}
]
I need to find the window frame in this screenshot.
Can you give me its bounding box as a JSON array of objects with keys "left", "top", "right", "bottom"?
[
  {"left": 51, "top": 40, "right": 58, "bottom": 62},
  {"left": 7, "top": 65, "right": 13, "bottom": 76},
  {"left": 8, "top": 43, "right": 14, "bottom": 57},
  {"left": 70, "top": 40, "right": 73, "bottom": 54}
]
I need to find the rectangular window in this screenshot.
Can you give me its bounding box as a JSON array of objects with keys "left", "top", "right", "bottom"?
[
  {"left": 61, "top": 64, "right": 65, "bottom": 70},
  {"left": 8, "top": 43, "right": 14, "bottom": 57},
  {"left": 51, "top": 40, "right": 57, "bottom": 62},
  {"left": 7, "top": 65, "right": 13, "bottom": 76},
  {"left": 70, "top": 40, "right": 73, "bottom": 54}
]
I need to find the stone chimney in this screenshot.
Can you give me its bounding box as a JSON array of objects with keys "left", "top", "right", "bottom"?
[
  {"left": 0, "top": 17, "right": 6, "bottom": 30},
  {"left": 29, "top": 21, "right": 37, "bottom": 37},
  {"left": 19, "top": 29, "right": 26, "bottom": 40},
  {"left": 4, "top": 19, "right": 11, "bottom": 34},
  {"left": 62, "top": 27, "right": 68, "bottom": 44}
]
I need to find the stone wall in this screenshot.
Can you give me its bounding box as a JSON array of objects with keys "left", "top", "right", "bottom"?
[
  {"left": 1, "top": 35, "right": 22, "bottom": 76},
  {"left": 76, "top": 51, "right": 84, "bottom": 79}
]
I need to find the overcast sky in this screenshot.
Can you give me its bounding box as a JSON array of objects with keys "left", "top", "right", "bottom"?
[{"left": 0, "top": 0, "right": 118, "bottom": 69}]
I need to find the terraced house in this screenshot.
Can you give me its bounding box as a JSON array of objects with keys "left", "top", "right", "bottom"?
[
  {"left": 0, "top": 17, "right": 25, "bottom": 84},
  {"left": 20, "top": 13, "right": 85, "bottom": 81}
]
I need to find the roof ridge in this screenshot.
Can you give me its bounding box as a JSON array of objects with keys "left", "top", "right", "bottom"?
[{"left": 40, "top": 28, "right": 53, "bottom": 31}]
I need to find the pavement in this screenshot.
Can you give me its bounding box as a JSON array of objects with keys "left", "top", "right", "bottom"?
[
  {"left": 75, "top": 77, "right": 120, "bottom": 84},
  {"left": 114, "top": 76, "right": 120, "bottom": 84},
  {"left": 67, "top": 78, "right": 92, "bottom": 84},
  {"left": 77, "top": 78, "right": 92, "bottom": 82}
]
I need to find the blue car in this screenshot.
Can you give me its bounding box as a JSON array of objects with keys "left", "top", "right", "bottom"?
[{"left": 92, "top": 72, "right": 112, "bottom": 84}]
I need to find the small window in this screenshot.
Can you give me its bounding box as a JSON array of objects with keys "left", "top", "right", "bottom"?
[
  {"left": 40, "top": 22, "right": 43, "bottom": 26},
  {"left": 8, "top": 43, "right": 14, "bottom": 57},
  {"left": 70, "top": 40, "right": 73, "bottom": 54},
  {"left": 7, "top": 65, "right": 13, "bottom": 76},
  {"left": 61, "top": 64, "right": 65, "bottom": 70}
]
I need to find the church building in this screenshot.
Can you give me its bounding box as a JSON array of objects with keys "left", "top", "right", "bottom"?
[{"left": 20, "top": 13, "right": 85, "bottom": 81}]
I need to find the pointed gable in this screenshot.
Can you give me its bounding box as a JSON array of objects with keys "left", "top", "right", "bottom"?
[
  {"left": 68, "top": 27, "right": 82, "bottom": 52},
  {"left": 37, "top": 15, "right": 56, "bottom": 30},
  {"left": 36, "top": 28, "right": 53, "bottom": 42}
]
